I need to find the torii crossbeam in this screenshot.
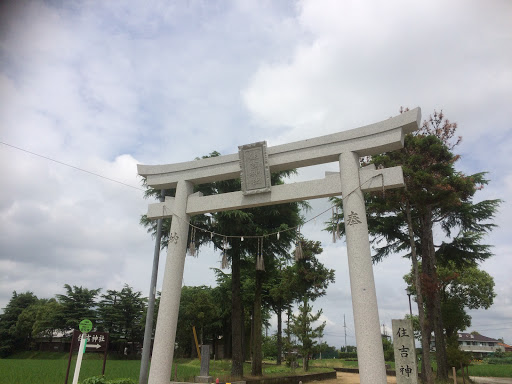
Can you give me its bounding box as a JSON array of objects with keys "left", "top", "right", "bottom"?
[{"left": 138, "top": 108, "right": 420, "bottom": 384}]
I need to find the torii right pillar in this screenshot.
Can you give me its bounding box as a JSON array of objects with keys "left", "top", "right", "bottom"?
[{"left": 339, "top": 151, "right": 387, "bottom": 384}]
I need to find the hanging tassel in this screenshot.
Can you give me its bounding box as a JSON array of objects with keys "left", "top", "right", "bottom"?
[
  {"left": 256, "top": 238, "right": 265, "bottom": 271},
  {"left": 241, "top": 236, "right": 244, "bottom": 242},
  {"left": 381, "top": 173, "right": 386, "bottom": 198},
  {"left": 188, "top": 226, "right": 196, "bottom": 257},
  {"left": 295, "top": 240, "right": 303, "bottom": 261},
  {"left": 332, "top": 208, "right": 336, "bottom": 243},
  {"left": 295, "top": 227, "right": 304, "bottom": 261},
  {"left": 277, "top": 232, "right": 280, "bottom": 240},
  {"left": 221, "top": 237, "right": 229, "bottom": 269},
  {"left": 336, "top": 207, "right": 341, "bottom": 240}
]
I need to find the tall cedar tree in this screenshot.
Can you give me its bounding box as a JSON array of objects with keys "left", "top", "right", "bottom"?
[
  {"left": 97, "top": 284, "right": 146, "bottom": 353},
  {"left": 328, "top": 110, "right": 500, "bottom": 382},
  {"left": 141, "top": 151, "right": 303, "bottom": 378},
  {"left": 56, "top": 284, "right": 101, "bottom": 331}
]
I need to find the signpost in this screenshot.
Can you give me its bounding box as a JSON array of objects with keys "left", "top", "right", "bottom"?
[
  {"left": 65, "top": 320, "right": 110, "bottom": 384},
  {"left": 392, "top": 319, "right": 418, "bottom": 384},
  {"left": 72, "top": 331, "right": 109, "bottom": 353},
  {"left": 79, "top": 319, "right": 92, "bottom": 333}
]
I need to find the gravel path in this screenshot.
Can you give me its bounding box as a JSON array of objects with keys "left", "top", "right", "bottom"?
[
  {"left": 311, "top": 371, "right": 397, "bottom": 384},
  {"left": 470, "top": 377, "right": 512, "bottom": 384}
]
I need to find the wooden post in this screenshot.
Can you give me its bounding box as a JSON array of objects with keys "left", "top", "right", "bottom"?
[
  {"left": 102, "top": 333, "right": 109, "bottom": 375},
  {"left": 452, "top": 367, "right": 456, "bottom": 384},
  {"left": 65, "top": 330, "right": 77, "bottom": 384},
  {"left": 193, "top": 326, "right": 201, "bottom": 360}
]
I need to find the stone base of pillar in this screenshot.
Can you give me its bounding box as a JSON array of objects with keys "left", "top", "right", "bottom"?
[{"left": 194, "top": 376, "right": 213, "bottom": 383}]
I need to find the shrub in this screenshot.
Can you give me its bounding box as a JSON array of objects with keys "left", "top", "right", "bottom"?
[
  {"left": 446, "top": 338, "right": 471, "bottom": 368},
  {"left": 80, "top": 377, "right": 136, "bottom": 384},
  {"left": 81, "top": 377, "right": 107, "bottom": 384},
  {"left": 339, "top": 352, "right": 358, "bottom": 359}
]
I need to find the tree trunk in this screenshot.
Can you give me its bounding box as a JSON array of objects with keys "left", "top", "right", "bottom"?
[
  {"left": 276, "top": 303, "right": 282, "bottom": 365},
  {"left": 251, "top": 270, "right": 263, "bottom": 375},
  {"left": 405, "top": 200, "right": 434, "bottom": 384},
  {"left": 231, "top": 242, "right": 244, "bottom": 378},
  {"left": 420, "top": 210, "right": 448, "bottom": 381}
]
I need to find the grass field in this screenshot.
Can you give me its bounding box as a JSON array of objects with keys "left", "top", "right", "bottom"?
[
  {"left": 2, "top": 355, "right": 510, "bottom": 383},
  {"left": 466, "top": 363, "right": 512, "bottom": 378},
  {"left": 311, "top": 357, "right": 512, "bottom": 379},
  {"left": 0, "top": 355, "right": 333, "bottom": 384}
]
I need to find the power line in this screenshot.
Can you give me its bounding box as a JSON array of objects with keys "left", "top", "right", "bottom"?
[
  {"left": 1, "top": 141, "right": 144, "bottom": 191},
  {"left": 474, "top": 327, "right": 512, "bottom": 331}
]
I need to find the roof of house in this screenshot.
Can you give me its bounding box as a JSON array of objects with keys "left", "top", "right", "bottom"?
[{"left": 457, "top": 333, "right": 499, "bottom": 343}]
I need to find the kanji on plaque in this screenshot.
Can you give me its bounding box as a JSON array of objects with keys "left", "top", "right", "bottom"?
[
  {"left": 392, "top": 319, "right": 418, "bottom": 384},
  {"left": 396, "top": 327, "right": 410, "bottom": 338},
  {"left": 400, "top": 365, "right": 413, "bottom": 377},
  {"left": 73, "top": 331, "right": 109, "bottom": 352}
]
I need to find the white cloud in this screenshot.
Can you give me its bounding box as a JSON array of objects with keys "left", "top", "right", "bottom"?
[{"left": 1, "top": 0, "right": 511, "bottom": 347}]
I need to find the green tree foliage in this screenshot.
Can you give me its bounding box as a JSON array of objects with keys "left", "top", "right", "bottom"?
[
  {"left": 267, "top": 258, "right": 296, "bottom": 365},
  {"left": 327, "top": 110, "right": 500, "bottom": 383},
  {"left": 438, "top": 262, "right": 495, "bottom": 339},
  {"left": 405, "top": 261, "right": 496, "bottom": 340},
  {"left": 446, "top": 334, "right": 472, "bottom": 369},
  {"left": 313, "top": 342, "right": 338, "bottom": 359},
  {"left": 0, "top": 291, "right": 38, "bottom": 356},
  {"left": 287, "top": 240, "right": 334, "bottom": 372},
  {"left": 97, "top": 285, "right": 146, "bottom": 354},
  {"left": 174, "top": 285, "right": 220, "bottom": 357},
  {"left": 31, "top": 298, "right": 63, "bottom": 341},
  {"left": 13, "top": 298, "right": 63, "bottom": 349},
  {"left": 290, "top": 298, "right": 325, "bottom": 372},
  {"left": 382, "top": 337, "right": 394, "bottom": 362},
  {"left": 289, "top": 240, "right": 335, "bottom": 302},
  {"left": 262, "top": 335, "right": 278, "bottom": 359},
  {"left": 56, "top": 284, "right": 101, "bottom": 331}
]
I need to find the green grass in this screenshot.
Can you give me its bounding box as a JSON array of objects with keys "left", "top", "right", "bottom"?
[
  {"left": 467, "top": 363, "right": 512, "bottom": 378},
  {"left": 308, "top": 357, "right": 512, "bottom": 379},
  {"left": 309, "top": 357, "right": 397, "bottom": 370},
  {"left": 0, "top": 355, "right": 334, "bottom": 384},
  {"left": 0, "top": 358, "right": 142, "bottom": 384}
]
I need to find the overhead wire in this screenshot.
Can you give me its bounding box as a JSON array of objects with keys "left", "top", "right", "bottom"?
[{"left": 0, "top": 141, "right": 144, "bottom": 191}]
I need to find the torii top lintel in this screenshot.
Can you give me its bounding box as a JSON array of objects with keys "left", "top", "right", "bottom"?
[{"left": 138, "top": 108, "right": 420, "bottom": 190}]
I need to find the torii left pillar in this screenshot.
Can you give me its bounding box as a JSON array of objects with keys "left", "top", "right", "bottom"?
[{"left": 148, "top": 180, "right": 193, "bottom": 384}]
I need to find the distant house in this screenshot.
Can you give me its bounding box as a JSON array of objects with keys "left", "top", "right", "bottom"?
[
  {"left": 430, "top": 332, "right": 503, "bottom": 358},
  {"left": 457, "top": 333, "right": 503, "bottom": 358},
  {"left": 498, "top": 342, "right": 512, "bottom": 353}
]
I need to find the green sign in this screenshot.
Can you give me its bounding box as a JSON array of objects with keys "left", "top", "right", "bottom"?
[{"left": 79, "top": 319, "right": 93, "bottom": 333}]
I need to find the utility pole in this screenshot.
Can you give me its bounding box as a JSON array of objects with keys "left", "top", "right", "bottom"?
[
  {"left": 139, "top": 190, "right": 166, "bottom": 384},
  {"left": 344, "top": 315, "right": 347, "bottom": 352}
]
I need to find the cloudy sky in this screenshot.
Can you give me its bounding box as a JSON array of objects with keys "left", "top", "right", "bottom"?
[{"left": 1, "top": 0, "right": 511, "bottom": 349}]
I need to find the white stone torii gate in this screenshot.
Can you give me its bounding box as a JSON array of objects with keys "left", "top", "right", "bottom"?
[{"left": 138, "top": 108, "right": 420, "bottom": 384}]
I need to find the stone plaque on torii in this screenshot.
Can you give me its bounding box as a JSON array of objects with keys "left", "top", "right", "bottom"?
[{"left": 138, "top": 108, "right": 420, "bottom": 384}]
